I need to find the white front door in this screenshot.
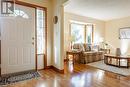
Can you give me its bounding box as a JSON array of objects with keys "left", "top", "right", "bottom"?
[{"left": 1, "top": 5, "right": 36, "bottom": 74}]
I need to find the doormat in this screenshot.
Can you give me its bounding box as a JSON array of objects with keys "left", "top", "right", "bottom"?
[{"left": 0, "top": 70, "right": 41, "bottom": 86}]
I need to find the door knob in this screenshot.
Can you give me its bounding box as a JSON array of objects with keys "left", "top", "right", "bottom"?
[
  {"left": 32, "top": 37, "right": 35, "bottom": 40},
  {"left": 32, "top": 42, "right": 34, "bottom": 45}
]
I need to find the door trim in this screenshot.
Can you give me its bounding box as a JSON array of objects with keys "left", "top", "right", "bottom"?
[
  {"left": 0, "top": 1, "right": 47, "bottom": 75},
  {"left": 14, "top": 1, "right": 48, "bottom": 70}
]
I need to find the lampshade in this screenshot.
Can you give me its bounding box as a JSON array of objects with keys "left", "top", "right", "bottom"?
[
  {"left": 100, "top": 37, "right": 104, "bottom": 42},
  {"left": 68, "top": 35, "right": 75, "bottom": 42}
]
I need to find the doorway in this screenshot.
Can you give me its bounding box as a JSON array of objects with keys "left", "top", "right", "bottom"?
[{"left": 0, "top": 1, "right": 47, "bottom": 75}]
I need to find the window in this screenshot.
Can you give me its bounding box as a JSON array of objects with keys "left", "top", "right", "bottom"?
[
  {"left": 71, "top": 23, "right": 93, "bottom": 44},
  {"left": 86, "top": 25, "right": 93, "bottom": 44},
  {"left": 7, "top": 9, "right": 29, "bottom": 19},
  {"left": 36, "top": 9, "right": 45, "bottom": 54},
  {"left": 14, "top": 9, "right": 29, "bottom": 19},
  {"left": 71, "top": 23, "right": 85, "bottom": 43}
]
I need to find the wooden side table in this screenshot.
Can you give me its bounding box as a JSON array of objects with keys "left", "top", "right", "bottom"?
[{"left": 66, "top": 51, "right": 82, "bottom": 64}]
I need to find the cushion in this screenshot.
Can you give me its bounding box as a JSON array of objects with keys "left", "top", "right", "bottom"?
[
  {"left": 73, "top": 43, "right": 85, "bottom": 52},
  {"left": 92, "top": 45, "right": 99, "bottom": 51},
  {"left": 84, "top": 44, "right": 91, "bottom": 51},
  {"left": 73, "top": 44, "right": 80, "bottom": 49},
  {"left": 80, "top": 44, "right": 85, "bottom": 52}
]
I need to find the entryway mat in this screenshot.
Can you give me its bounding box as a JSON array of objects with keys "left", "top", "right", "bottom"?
[{"left": 0, "top": 70, "right": 41, "bottom": 86}]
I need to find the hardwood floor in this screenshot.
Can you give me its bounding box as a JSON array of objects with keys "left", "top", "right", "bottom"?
[{"left": 3, "top": 61, "right": 130, "bottom": 87}]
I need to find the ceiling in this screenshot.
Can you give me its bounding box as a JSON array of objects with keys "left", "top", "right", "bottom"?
[{"left": 64, "top": 0, "right": 130, "bottom": 21}]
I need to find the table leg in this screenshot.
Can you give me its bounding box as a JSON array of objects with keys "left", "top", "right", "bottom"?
[
  {"left": 119, "top": 59, "right": 120, "bottom": 68},
  {"left": 127, "top": 59, "right": 129, "bottom": 68},
  {"left": 73, "top": 54, "right": 75, "bottom": 65}
]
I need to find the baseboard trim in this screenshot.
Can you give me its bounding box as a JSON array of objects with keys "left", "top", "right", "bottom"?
[
  {"left": 64, "top": 59, "right": 69, "bottom": 62},
  {"left": 44, "top": 66, "right": 52, "bottom": 69},
  {"left": 51, "top": 66, "right": 64, "bottom": 74},
  {"left": 38, "top": 69, "right": 44, "bottom": 71},
  {"left": 45, "top": 66, "right": 64, "bottom": 74}
]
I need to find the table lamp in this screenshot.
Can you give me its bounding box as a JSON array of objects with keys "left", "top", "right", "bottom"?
[{"left": 68, "top": 35, "right": 75, "bottom": 50}]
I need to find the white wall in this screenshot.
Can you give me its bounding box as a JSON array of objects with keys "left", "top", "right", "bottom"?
[
  {"left": 64, "top": 12, "right": 105, "bottom": 54},
  {"left": 105, "top": 16, "right": 130, "bottom": 55},
  {"left": 52, "top": 0, "right": 68, "bottom": 70}
]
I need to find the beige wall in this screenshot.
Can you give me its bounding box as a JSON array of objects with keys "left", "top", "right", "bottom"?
[
  {"left": 18, "top": 0, "right": 53, "bottom": 66},
  {"left": 64, "top": 12, "right": 105, "bottom": 54},
  {"left": 105, "top": 16, "right": 130, "bottom": 55},
  {"left": 52, "top": 0, "right": 68, "bottom": 70}
]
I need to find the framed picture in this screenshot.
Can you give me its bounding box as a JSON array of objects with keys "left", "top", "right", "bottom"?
[{"left": 119, "top": 27, "right": 130, "bottom": 39}]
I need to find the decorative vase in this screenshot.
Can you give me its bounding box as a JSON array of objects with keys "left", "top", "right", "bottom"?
[{"left": 116, "top": 48, "right": 121, "bottom": 56}]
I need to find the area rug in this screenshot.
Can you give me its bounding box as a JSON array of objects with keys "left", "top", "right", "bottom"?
[
  {"left": 87, "top": 61, "right": 130, "bottom": 76},
  {"left": 0, "top": 70, "right": 41, "bottom": 86}
]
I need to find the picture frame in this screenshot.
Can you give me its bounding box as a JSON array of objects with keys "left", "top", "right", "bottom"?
[{"left": 119, "top": 27, "right": 130, "bottom": 39}]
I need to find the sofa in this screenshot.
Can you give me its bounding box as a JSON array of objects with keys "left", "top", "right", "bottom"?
[{"left": 73, "top": 43, "right": 104, "bottom": 64}]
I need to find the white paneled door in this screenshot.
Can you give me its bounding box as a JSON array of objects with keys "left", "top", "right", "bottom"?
[{"left": 1, "top": 5, "right": 36, "bottom": 74}]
